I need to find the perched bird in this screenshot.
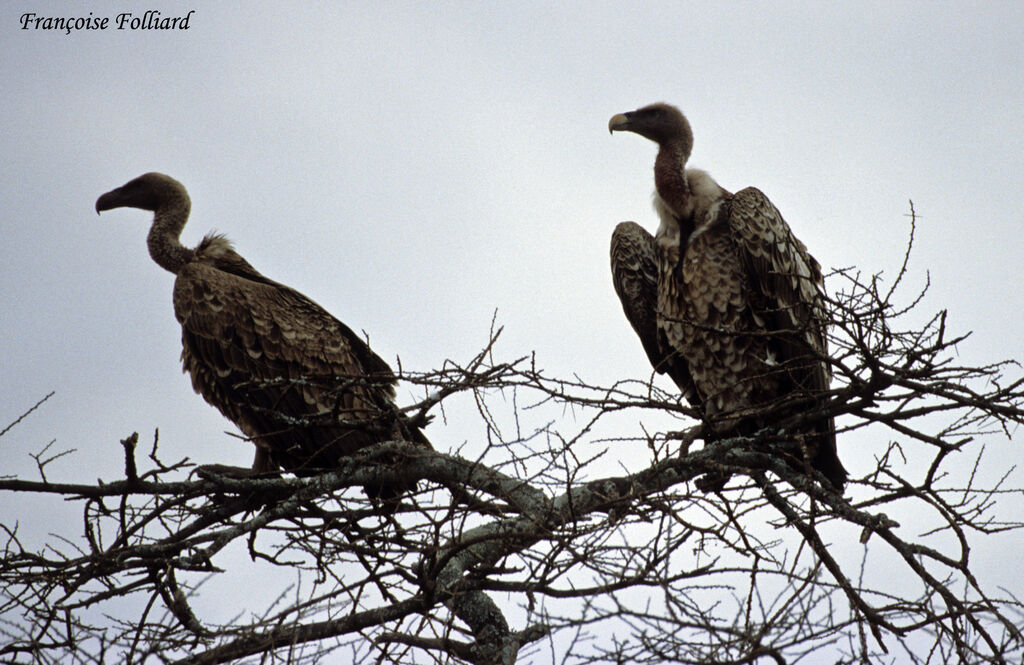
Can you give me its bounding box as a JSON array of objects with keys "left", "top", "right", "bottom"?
[
  {"left": 96, "top": 172, "right": 429, "bottom": 503},
  {"left": 609, "top": 103, "right": 846, "bottom": 490}
]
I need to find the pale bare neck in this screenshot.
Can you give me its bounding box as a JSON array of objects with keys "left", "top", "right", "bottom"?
[
  {"left": 146, "top": 197, "right": 195, "bottom": 273},
  {"left": 653, "top": 140, "right": 691, "bottom": 220}
]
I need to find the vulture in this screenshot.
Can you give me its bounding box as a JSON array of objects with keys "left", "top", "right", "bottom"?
[
  {"left": 608, "top": 103, "right": 846, "bottom": 491},
  {"left": 96, "top": 172, "right": 429, "bottom": 503}
]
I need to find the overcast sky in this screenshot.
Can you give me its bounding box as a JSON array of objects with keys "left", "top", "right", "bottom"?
[{"left": 2, "top": 0, "right": 1022, "bottom": 647}]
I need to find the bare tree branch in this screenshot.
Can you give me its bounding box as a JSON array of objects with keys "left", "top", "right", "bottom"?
[{"left": 2, "top": 215, "right": 1022, "bottom": 664}]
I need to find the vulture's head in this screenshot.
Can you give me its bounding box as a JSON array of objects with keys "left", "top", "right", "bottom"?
[
  {"left": 609, "top": 103, "right": 693, "bottom": 151},
  {"left": 96, "top": 172, "right": 187, "bottom": 214}
]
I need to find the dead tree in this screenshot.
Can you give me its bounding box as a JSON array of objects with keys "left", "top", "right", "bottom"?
[{"left": 2, "top": 213, "right": 1023, "bottom": 665}]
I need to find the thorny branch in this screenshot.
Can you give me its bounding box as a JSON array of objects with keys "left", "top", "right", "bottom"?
[{"left": 2, "top": 215, "right": 1023, "bottom": 665}]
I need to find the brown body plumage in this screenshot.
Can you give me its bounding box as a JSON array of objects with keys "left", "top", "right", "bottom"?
[
  {"left": 609, "top": 104, "right": 846, "bottom": 491},
  {"left": 96, "top": 172, "right": 428, "bottom": 502}
]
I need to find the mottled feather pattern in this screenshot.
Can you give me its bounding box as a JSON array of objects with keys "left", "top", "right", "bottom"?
[
  {"left": 675, "top": 188, "right": 840, "bottom": 487},
  {"left": 729, "top": 188, "right": 830, "bottom": 383},
  {"left": 607, "top": 105, "right": 844, "bottom": 489},
  {"left": 649, "top": 185, "right": 842, "bottom": 487},
  {"left": 97, "top": 173, "right": 428, "bottom": 504},
  {"left": 670, "top": 212, "right": 773, "bottom": 419},
  {"left": 666, "top": 190, "right": 832, "bottom": 422},
  {"left": 174, "top": 240, "right": 405, "bottom": 475},
  {"left": 611, "top": 222, "right": 700, "bottom": 403},
  {"left": 610, "top": 222, "right": 662, "bottom": 369}
]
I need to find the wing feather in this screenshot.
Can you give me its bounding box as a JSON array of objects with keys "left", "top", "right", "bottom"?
[
  {"left": 728, "top": 187, "right": 845, "bottom": 488},
  {"left": 611, "top": 222, "right": 663, "bottom": 370},
  {"left": 173, "top": 249, "right": 407, "bottom": 476},
  {"left": 611, "top": 222, "right": 700, "bottom": 404},
  {"left": 728, "top": 188, "right": 828, "bottom": 384}
]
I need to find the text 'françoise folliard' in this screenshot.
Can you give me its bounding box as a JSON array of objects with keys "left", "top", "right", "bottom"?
[{"left": 19, "top": 11, "right": 195, "bottom": 35}]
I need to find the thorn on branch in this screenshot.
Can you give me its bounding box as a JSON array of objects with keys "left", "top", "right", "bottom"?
[
  {"left": 0, "top": 390, "right": 55, "bottom": 438},
  {"left": 29, "top": 438, "right": 76, "bottom": 483}
]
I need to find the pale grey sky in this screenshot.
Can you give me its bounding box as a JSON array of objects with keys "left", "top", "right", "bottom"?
[{"left": 2, "top": 0, "right": 1022, "bottom": 651}]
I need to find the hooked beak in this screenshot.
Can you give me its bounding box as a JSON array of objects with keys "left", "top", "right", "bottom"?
[
  {"left": 95, "top": 189, "right": 121, "bottom": 215},
  {"left": 608, "top": 112, "right": 632, "bottom": 134}
]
